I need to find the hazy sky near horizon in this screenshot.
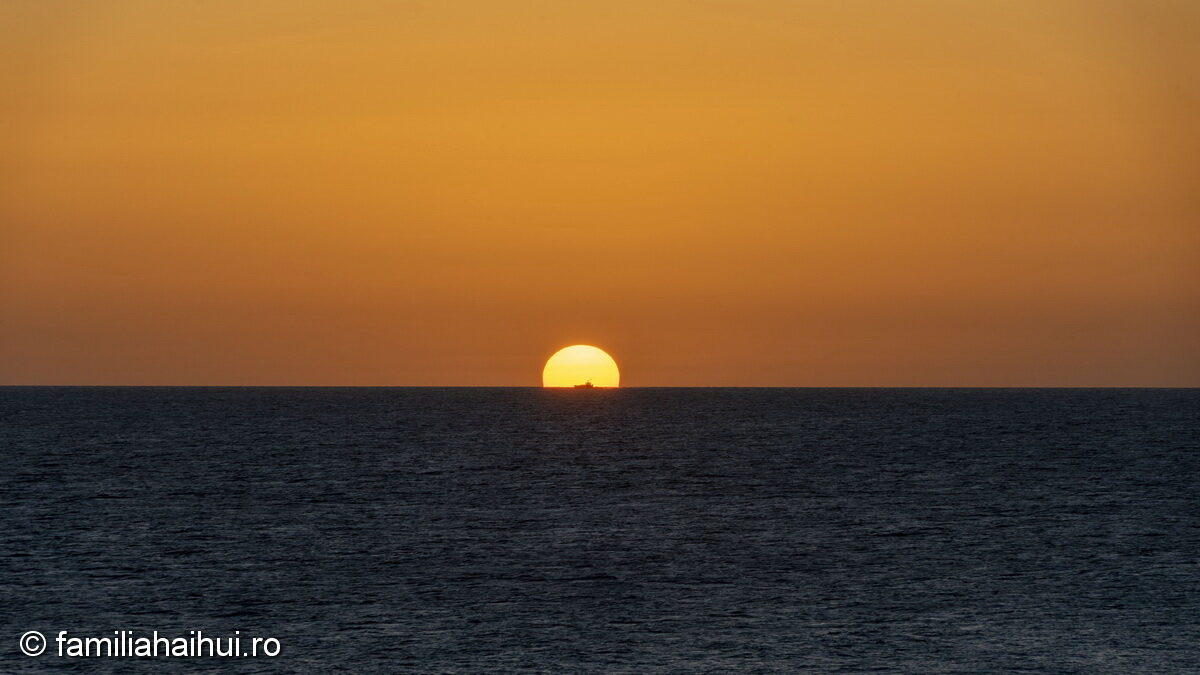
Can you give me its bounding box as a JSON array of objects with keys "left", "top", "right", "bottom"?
[{"left": 2, "top": 1, "right": 1197, "bottom": 385}]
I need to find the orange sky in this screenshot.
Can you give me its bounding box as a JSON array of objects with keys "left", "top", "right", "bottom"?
[{"left": 2, "top": 1, "right": 1197, "bottom": 385}]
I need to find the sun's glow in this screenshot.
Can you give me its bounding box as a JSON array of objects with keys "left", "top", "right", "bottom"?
[{"left": 542, "top": 345, "right": 620, "bottom": 388}]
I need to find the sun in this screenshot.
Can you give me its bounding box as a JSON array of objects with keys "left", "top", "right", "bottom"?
[{"left": 542, "top": 345, "right": 620, "bottom": 388}]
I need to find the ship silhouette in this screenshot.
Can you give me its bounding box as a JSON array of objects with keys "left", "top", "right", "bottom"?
[{"left": 574, "top": 380, "right": 595, "bottom": 389}]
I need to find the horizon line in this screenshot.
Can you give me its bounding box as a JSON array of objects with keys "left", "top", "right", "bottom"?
[{"left": 1, "top": 385, "right": 1196, "bottom": 390}]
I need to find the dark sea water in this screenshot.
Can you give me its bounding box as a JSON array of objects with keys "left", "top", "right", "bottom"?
[{"left": 2, "top": 387, "right": 1198, "bottom": 673}]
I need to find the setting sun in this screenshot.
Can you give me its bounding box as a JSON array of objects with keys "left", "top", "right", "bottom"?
[{"left": 542, "top": 345, "right": 620, "bottom": 388}]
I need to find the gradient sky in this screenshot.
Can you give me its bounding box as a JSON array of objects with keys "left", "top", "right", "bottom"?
[{"left": 2, "top": 1, "right": 1197, "bottom": 385}]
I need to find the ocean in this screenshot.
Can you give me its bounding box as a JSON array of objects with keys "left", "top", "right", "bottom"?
[{"left": 2, "top": 387, "right": 1197, "bottom": 672}]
